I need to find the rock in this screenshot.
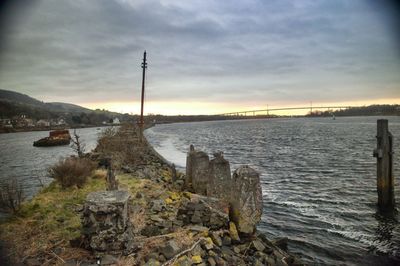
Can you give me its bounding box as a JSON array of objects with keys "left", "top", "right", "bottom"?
[
  {"left": 228, "top": 222, "right": 240, "bottom": 242},
  {"left": 230, "top": 166, "right": 263, "bottom": 235},
  {"left": 254, "top": 259, "right": 264, "bottom": 266},
  {"left": 208, "top": 257, "right": 217, "bottom": 266},
  {"left": 210, "top": 232, "right": 223, "bottom": 247},
  {"left": 100, "top": 254, "right": 118, "bottom": 265},
  {"left": 186, "top": 146, "right": 209, "bottom": 195},
  {"left": 176, "top": 255, "right": 192, "bottom": 266},
  {"left": 144, "top": 258, "right": 161, "bottom": 266},
  {"left": 177, "top": 194, "right": 229, "bottom": 230},
  {"left": 82, "top": 190, "right": 133, "bottom": 254},
  {"left": 233, "top": 246, "right": 241, "bottom": 254},
  {"left": 150, "top": 199, "right": 166, "bottom": 213},
  {"left": 222, "top": 236, "right": 231, "bottom": 246},
  {"left": 221, "top": 246, "right": 234, "bottom": 257},
  {"left": 202, "top": 237, "right": 214, "bottom": 250},
  {"left": 214, "top": 256, "right": 227, "bottom": 266},
  {"left": 191, "top": 255, "right": 203, "bottom": 264},
  {"left": 191, "top": 212, "right": 203, "bottom": 224},
  {"left": 141, "top": 225, "right": 161, "bottom": 237},
  {"left": 188, "top": 225, "right": 209, "bottom": 233},
  {"left": 252, "top": 240, "right": 266, "bottom": 252},
  {"left": 207, "top": 152, "right": 232, "bottom": 201},
  {"left": 161, "top": 240, "right": 180, "bottom": 259}
]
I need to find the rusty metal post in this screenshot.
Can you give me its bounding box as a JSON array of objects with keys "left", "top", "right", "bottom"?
[
  {"left": 139, "top": 50, "right": 147, "bottom": 142},
  {"left": 373, "top": 119, "right": 394, "bottom": 210}
]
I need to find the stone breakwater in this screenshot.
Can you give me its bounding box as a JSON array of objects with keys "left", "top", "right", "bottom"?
[{"left": 82, "top": 125, "right": 303, "bottom": 265}]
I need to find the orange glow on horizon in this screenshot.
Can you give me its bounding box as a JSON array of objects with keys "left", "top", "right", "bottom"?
[{"left": 80, "top": 98, "right": 400, "bottom": 116}]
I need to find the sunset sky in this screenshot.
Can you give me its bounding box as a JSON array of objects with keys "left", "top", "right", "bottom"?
[{"left": 0, "top": 0, "right": 399, "bottom": 115}]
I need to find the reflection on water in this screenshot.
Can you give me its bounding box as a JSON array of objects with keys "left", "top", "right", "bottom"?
[{"left": 145, "top": 116, "right": 400, "bottom": 265}]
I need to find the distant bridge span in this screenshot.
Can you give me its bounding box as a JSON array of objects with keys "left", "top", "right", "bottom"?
[{"left": 220, "top": 106, "right": 358, "bottom": 116}]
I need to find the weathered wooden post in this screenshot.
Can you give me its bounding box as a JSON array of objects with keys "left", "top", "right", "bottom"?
[
  {"left": 104, "top": 157, "right": 118, "bottom": 191},
  {"left": 373, "top": 119, "right": 395, "bottom": 210}
]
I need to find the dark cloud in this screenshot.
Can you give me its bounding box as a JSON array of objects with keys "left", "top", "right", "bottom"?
[{"left": 0, "top": 0, "right": 399, "bottom": 109}]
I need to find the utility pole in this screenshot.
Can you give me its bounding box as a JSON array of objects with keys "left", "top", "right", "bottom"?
[{"left": 139, "top": 50, "right": 147, "bottom": 141}]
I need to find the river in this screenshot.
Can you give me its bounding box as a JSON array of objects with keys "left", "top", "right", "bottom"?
[
  {"left": 0, "top": 127, "right": 103, "bottom": 203},
  {"left": 144, "top": 116, "right": 400, "bottom": 265}
]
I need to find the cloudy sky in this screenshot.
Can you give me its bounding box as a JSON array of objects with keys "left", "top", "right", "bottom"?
[{"left": 0, "top": 0, "right": 399, "bottom": 115}]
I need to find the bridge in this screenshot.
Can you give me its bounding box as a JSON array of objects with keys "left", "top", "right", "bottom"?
[{"left": 219, "top": 105, "right": 357, "bottom": 116}]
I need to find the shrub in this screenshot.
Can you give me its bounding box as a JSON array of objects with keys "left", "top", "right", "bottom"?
[
  {"left": 48, "top": 157, "right": 96, "bottom": 189},
  {"left": 0, "top": 179, "right": 25, "bottom": 213}
]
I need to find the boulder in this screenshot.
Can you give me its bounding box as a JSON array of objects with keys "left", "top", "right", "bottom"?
[
  {"left": 160, "top": 240, "right": 180, "bottom": 259},
  {"left": 230, "top": 166, "right": 263, "bottom": 235},
  {"left": 185, "top": 145, "right": 209, "bottom": 195},
  {"left": 207, "top": 152, "right": 232, "bottom": 201}
]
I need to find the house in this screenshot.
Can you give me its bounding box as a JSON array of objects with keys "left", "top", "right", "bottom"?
[
  {"left": 0, "top": 119, "right": 13, "bottom": 128},
  {"left": 37, "top": 119, "right": 50, "bottom": 127},
  {"left": 113, "top": 118, "right": 120, "bottom": 124},
  {"left": 11, "top": 115, "right": 35, "bottom": 128},
  {"left": 51, "top": 118, "right": 67, "bottom": 126}
]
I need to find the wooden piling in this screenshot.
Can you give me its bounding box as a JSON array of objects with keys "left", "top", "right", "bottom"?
[{"left": 373, "top": 119, "right": 395, "bottom": 210}]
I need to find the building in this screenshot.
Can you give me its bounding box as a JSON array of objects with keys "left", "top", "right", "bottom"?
[
  {"left": 37, "top": 119, "right": 50, "bottom": 127},
  {"left": 113, "top": 118, "right": 120, "bottom": 124}
]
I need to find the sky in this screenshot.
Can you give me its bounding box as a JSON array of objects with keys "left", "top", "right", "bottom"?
[{"left": 0, "top": 0, "right": 399, "bottom": 115}]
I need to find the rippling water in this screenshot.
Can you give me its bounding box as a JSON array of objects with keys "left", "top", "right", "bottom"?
[
  {"left": 145, "top": 116, "right": 400, "bottom": 265},
  {"left": 0, "top": 127, "right": 102, "bottom": 203}
]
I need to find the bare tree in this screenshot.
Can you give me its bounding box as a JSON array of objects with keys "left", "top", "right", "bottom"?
[
  {"left": 71, "top": 129, "right": 86, "bottom": 158},
  {"left": 0, "top": 179, "right": 25, "bottom": 213}
]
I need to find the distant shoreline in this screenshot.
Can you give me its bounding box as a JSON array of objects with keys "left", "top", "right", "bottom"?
[{"left": 0, "top": 124, "right": 117, "bottom": 134}]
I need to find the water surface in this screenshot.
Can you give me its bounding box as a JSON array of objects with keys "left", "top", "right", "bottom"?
[
  {"left": 0, "top": 127, "right": 102, "bottom": 200},
  {"left": 145, "top": 116, "right": 400, "bottom": 265}
]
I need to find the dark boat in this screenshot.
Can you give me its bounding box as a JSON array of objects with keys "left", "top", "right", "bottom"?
[{"left": 33, "top": 130, "right": 71, "bottom": 147}]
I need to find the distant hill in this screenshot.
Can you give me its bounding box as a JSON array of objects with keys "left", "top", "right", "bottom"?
[
  {"left": 0, "top": 89, "right": 134, "bottom": 125},
  {"left": 46, "top": 102, "right": 91, "bottom": 113},
  {"left": 0, "top": 89, "right": 92, "bottom": 113},
  {"left": 0, "top": 89, "right": 44, "bottom": 106}
]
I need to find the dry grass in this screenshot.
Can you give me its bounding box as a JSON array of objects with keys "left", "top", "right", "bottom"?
[
  {"left": 0, "top": 177, "right": 106, "bottom": 264},
  {"left": 48, "top": 157, "right": 96, "bottom": 189},
  {"left": 92, "top": 169, "right": 107, "bottom": 179},
  {"left": 95, "top": 124, "right": 150, "bottom": 169}
]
